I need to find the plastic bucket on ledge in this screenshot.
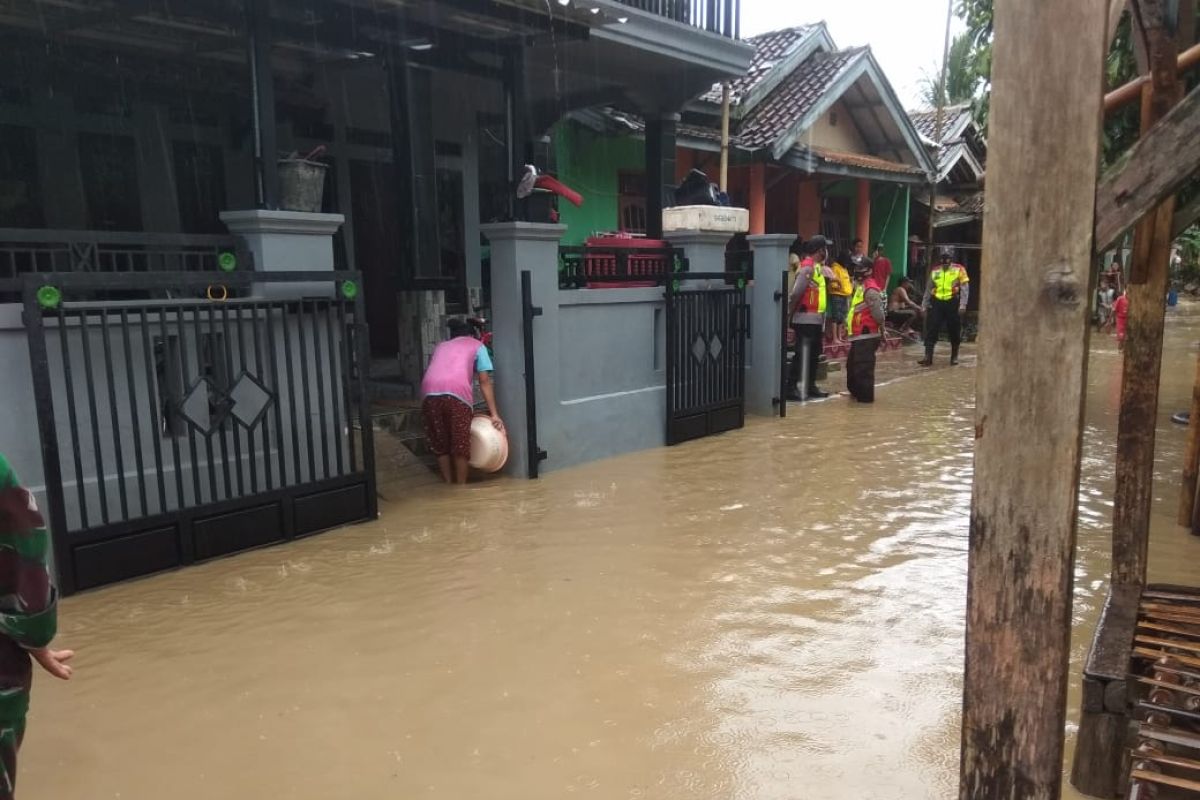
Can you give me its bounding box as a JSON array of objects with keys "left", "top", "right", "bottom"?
[{"left": 278, "top": 159, "right": 327, "bottom": 212}]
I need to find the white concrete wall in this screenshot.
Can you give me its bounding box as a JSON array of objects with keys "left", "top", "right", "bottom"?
[{"left": 806, "top": 100, "right": 870, "bottom": 153}]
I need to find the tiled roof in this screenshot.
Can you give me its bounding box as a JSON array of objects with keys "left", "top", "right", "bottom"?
[
  {"left": 909, "top": 103, "right": 974, "bottom": 144},
  {"left": 736, "top": 48, "right": 866, "bottom": 149},
  {"left": 697, "top": 26, "right": 816, "bottom": 105},
  {"left": 803, "top": 146, "right": 925, "bottom": 176}
]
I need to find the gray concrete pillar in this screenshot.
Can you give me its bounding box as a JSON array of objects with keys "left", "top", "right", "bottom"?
[
  {"left": 746, "top": 234, "right": 793, "bottom": 416},
  {"left": 480, "top": 222, "right": 565, "bottom": 479},
  {"left": 220, "top": 210, "right": 344, "bottom": 299},
  {"left": 663, "top": 229, "right": 733, "bottom": 275}
]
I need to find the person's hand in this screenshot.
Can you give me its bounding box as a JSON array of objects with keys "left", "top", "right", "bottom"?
[
  {"left": 490, "top": 415, "right": 505, "bottom": 431},
  {"left": 29, "top": 647, "right": 74, "bottom": 680}
]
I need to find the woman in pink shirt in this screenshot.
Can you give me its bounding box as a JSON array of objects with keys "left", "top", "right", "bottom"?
[{"left": 420, "top": 319, "right": 503, "bottom": 484}]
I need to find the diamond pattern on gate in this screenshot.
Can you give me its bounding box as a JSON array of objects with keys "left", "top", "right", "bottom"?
[
  {"left": 709, "top": 334, "right": 723, "bottom": 360},
  {"left": 228, "top": 372, "right": 274, "bottom": 429},
  {"left": 691, "top": 333, "right": 707, "bottom": 363},
  {"left": 179, "top": 373, "right": 274, "bottom": 435},
  {"left": 179, "top": 378, "right": 233, "bottom": 436}
]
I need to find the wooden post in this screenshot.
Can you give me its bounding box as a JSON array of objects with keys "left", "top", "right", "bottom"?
[
  {"left": 959, "top": 0, "right": 1107, "bottom": 796},
  {"left": 1175, "top": 5, "right": 1200, "bottom": 531},
  {"left": 1113, "top": 1, "right": 1182, "bottom": 584},
  {"left": 748, "top": 163, "right": 765, "bottom": 235}
]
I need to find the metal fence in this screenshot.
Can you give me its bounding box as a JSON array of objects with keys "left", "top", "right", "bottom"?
[
  {"left": 24, "top": 270, "right": 376, "bottom": 594},
  {"left": 665, "top": 271, "right": 748, "bottom": 445},
  {"left": 558, "top": 244, "right": 687, "bottom": 289},
  {"left": 0, "top": 228, "right": 246, "bottom": 298},
  {"left": 613, "top": 0, "right": 740, "bottom": 38}
]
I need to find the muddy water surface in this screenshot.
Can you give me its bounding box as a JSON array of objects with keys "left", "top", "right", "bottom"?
[{"left": 21, "top": 311, "right": 1200, "bottom": 799}]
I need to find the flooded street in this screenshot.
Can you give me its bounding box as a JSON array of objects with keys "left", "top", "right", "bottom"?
[{"left": 21, "top": 310, "right": 1200, "bottom": 800}]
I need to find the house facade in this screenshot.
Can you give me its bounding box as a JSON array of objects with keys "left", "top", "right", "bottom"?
[
  {"left": 553, "top": 23, "right": 935, "bottom": 287},
  {"left": 0, "top": 0, "right": 753, "bottom": 591}
]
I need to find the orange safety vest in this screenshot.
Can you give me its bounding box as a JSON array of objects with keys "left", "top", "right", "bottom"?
[{"left": 846, "top": 279, "right": 882, "bottom": 336}]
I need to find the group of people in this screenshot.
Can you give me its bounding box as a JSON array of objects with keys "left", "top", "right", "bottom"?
[
  {"left": 1095, "top": 258, "right": 1130, "bottom": 348},
  {"left": 786, "top": 240, "right": 971, "bottom": 404}
]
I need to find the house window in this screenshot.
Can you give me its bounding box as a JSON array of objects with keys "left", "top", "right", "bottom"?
[
  {"left": 78, "top": 133, "right": 142, "bottom": 231},
  {"left": 173, "top": 141, "right": 226, "bottom": 235},
  {"left": 618, "top": 170, "right": 646, "bottom": 235},
  {"left": 0, "top": 124, "right": 44, "bottom": 228}
]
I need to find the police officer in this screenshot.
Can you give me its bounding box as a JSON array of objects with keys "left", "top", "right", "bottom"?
[
  {"left": 845, "top": 259, "right": 886, "bottom": 402},
  {"left": 786, "top": 235, "right": 834, "bottom": 400},
  {"left": 919, "top": 246, "right": 970, "bottom": 366}
]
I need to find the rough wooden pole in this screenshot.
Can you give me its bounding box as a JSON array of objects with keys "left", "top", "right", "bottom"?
[
  {"left": 959, "top": 0, "right": 1107, "bottom": 796},
  {"left": 1112, "top": 1, "right": 1182, "bottom": 584}
]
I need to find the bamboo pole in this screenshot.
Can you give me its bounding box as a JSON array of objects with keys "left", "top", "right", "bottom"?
[
  {"left": 1104, "top": 41, "right": 1200, "bottom": 114},
  {"left": 958, "top": 0, "right": 1107, "bottom": 795},
  {"left": 924, "top": 0, "right": 955, "bottom": 281},
  {"left": 719, "top": 82, "right": 730, "bottom": 192},
  {"left": 1113, "top": 2, "right": 1183, "bottom": 585}
]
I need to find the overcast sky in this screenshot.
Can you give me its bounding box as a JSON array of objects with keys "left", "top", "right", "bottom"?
[{"left": 739, "top": 0, "right": 965, "bottom": 109}]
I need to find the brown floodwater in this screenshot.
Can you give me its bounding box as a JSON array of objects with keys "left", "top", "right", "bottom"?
[{"left": 21, "top": 308, "right": 1200, "bottom": 800}]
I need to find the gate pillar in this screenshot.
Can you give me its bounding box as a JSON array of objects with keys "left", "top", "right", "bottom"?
[
  {"left": 746, "top": 235, "right": 793, "bottom": 416},
  {"left": 481, "top": 222, "right": 565, "bottom": 479}
]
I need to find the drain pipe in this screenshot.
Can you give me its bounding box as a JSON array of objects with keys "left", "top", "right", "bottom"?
[{"left": 719, "top": 82, "right": 731, "bottom": 191}]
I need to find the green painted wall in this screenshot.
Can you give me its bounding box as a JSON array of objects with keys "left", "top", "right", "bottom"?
[
  {"left": 870, "top": 184, "right": 910, "bottom": 292},
  {"left": 553, "top": 121, "right": 646, "bottom": 245}
]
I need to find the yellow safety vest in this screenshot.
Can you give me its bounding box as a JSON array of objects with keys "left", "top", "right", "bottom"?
[
  {"left": 803, "top": 265, "right": 827, "bottom": 314},
  {"left": 932, "top": 264, "right": 967, "bottom": 301}
]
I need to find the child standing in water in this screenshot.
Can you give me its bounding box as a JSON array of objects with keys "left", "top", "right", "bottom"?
[
  {"left": 1113, "top": 289, "right": 1130, "bottom": 351},
  {"left": 0, "top": 453, "right": 73, "bottom": 799}
]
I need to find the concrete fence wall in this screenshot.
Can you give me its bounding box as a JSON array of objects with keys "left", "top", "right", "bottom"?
[{"left": 484, "top": 223, "right": 791, "bottom": 479}]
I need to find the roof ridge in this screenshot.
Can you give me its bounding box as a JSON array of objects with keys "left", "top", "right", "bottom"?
[{"left": 746, "top": 22, "right": 821, "bottom": 41}]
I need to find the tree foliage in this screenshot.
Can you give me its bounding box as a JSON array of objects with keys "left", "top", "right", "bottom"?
[{"left": 917, "top": 32, "right": 981, "bottom": 108}]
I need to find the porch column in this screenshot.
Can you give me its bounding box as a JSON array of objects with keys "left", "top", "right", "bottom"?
[
  {"left": 748, "top": 163, "right": 766, "bottom": 235},
  {"left": 481, "top": 222, "right": 566, "bottom": 479},
  {"left": 797, "top": 179, "right": 820, "bottom": 239},
  {"left": 746, "top": 234, "right": 793, "bottom": 416},
  {"left": 856, "top": 179, "right": 871, "bottom": 246},
  {"left": 645, "top": 114, "right": 678, "bottom": 240},
  {"left": 246, "top": 0, "right": 279, "bottom": 209}
]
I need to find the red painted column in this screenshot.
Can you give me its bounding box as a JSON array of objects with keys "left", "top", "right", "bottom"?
[
  {"left": 748, "top": 163, "right": 766, "bottom": 235},
  {"left": 797, "top": 179, "right": 821, "bottom": 238},
  {"left": 856, "top": 179, "right": 871, "bottom": 245}
]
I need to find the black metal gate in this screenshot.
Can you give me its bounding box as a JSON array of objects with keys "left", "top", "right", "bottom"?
[
  {"left": 23, "top": 271, "right": 376, "bottom": 594},
  {"left": 665, "top": 272, "right": 749, "bottom": 445}
]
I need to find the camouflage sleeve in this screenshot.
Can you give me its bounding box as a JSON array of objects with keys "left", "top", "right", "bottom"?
[{"left": 0, "top": 455, "right": 56, "bottom": 650}]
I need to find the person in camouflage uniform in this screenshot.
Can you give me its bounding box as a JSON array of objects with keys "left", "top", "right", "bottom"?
[{"left": 0, "top": 453, "right": 72, "bottom": 799}]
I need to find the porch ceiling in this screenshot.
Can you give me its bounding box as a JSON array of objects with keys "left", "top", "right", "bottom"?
[
  {"left": 0, "top": 0, "right": 593, "bottom": 76},
  {"left": 523, "top": 2, "right": 752, "bottom": 126}
]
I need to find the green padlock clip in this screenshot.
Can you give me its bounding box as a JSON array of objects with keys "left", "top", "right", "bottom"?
[
  {"left": 340, "top": 280, "right": 359, "bottom": 300},
  {"left": 36, "top": 285, "right": 62, "bottom": 311},
  {"left": 217, "top": 252, "right": 237, "bottom": 272}
]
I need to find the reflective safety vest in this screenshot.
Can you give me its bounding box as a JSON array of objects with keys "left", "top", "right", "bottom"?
[
  {"left": 846, "top": 279, "right": 882, "bottom": 336},
  {"left": 802, "top": 265, "right": 827, "bottom": 314},
  {"left": 932, "top": 264, "right": 968, "bottom": 301}
]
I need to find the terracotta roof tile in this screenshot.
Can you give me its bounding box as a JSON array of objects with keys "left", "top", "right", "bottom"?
[
  {"left": 908, "top": 103, "right": 973, "bottom": 144},
  {"left": 735, "top": 48, "right": 865, "bottom": 150},
  {"left": 697, "top": 26, "right": 816, "bottom": 105}
]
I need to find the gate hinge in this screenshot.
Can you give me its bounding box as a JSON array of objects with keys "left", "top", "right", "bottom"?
[
  {"left": 531, "top": 306, "right": 543, "bottom": 317},
  {"left": 536, "top": 448, "right": 548, "bottom": 462}
]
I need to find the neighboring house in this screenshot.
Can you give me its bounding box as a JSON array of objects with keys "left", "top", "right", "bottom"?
[
  {"left": 907, "top": 103, "right": 988, "bottom": 302},
  {"left": 554, "top": 23, "right": 935, "bottom": 287}
]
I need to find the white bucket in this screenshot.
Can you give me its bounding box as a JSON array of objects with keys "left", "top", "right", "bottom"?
[{"left": 469, "top": 415, "right": 509, "bottom": 473}]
